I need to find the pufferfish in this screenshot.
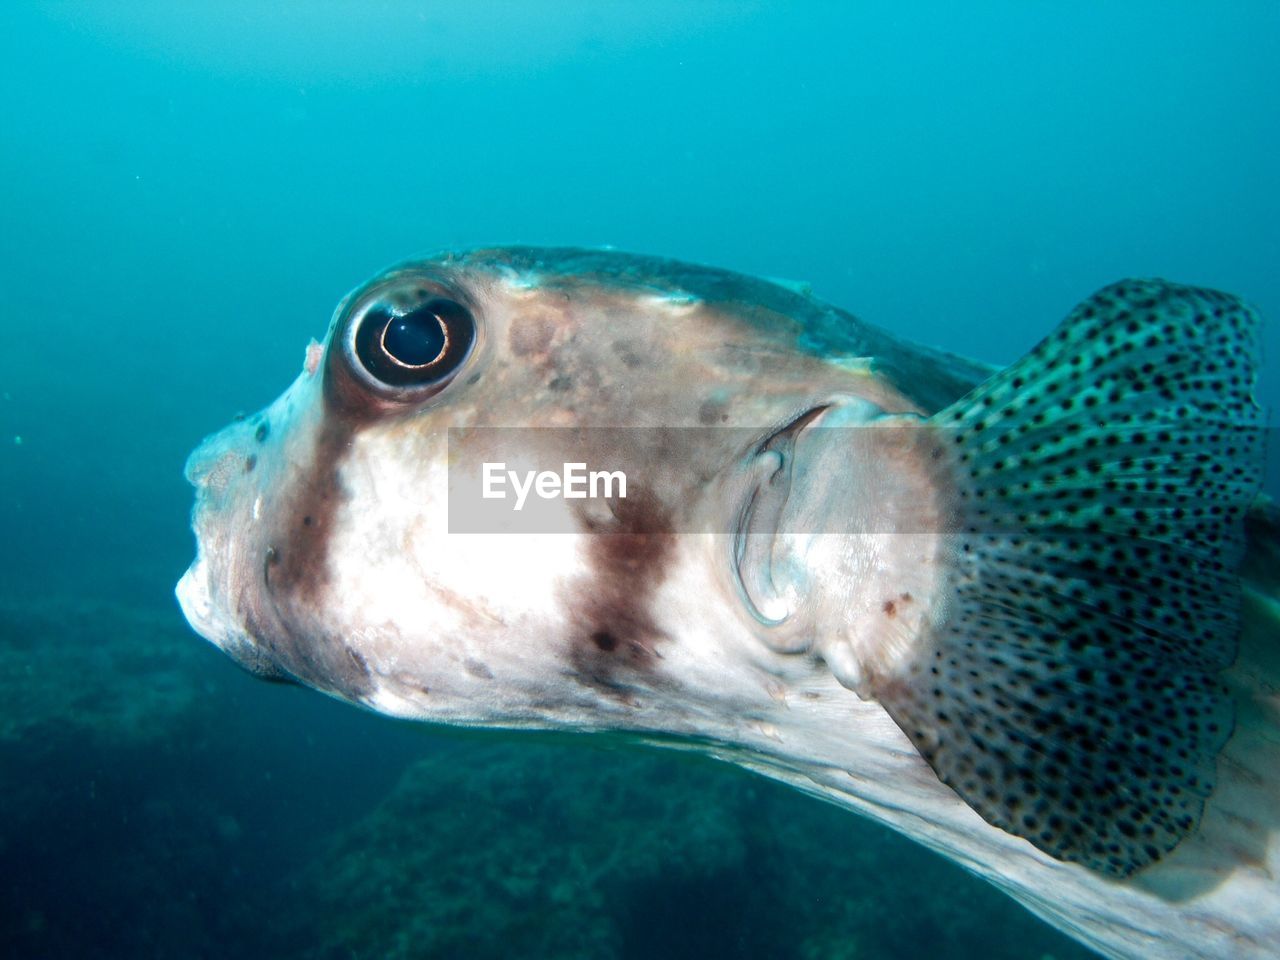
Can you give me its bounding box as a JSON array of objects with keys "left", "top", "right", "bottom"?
[{"left": 176, "top": 247, "right": 1279, "bottom": 959}]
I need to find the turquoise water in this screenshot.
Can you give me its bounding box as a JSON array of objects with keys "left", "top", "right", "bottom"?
[{"left": 2, "top": 4, "right": 1277, "bottom": 957}]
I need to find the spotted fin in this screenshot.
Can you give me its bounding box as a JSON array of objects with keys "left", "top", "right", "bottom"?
[{"left": 875, "top": 279, "right": 1265, "bottom": 876}]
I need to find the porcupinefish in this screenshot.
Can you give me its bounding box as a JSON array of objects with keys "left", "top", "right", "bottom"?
[{"left": 176, "top": 247, "right": 1279, "bottom": 959}]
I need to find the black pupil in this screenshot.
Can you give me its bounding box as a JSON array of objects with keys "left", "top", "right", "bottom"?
[
  {"left": 352, "top": 294, "right": 474, "bottom": 390},
  {"left": 384, "top": 306, "right": 446, "bottom": 366}
]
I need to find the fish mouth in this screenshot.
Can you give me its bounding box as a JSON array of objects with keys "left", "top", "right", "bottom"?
[
  {"left": 730, "top": 404, "right": 829, "bottom": 640},
  {"left": 175, "top": 557, "right": 218, "bottom": 644},
  {"left": 176, "top": 547, "right": 297, "bottom": 683},
  {"left": 175, "top": 552, "right": 253, "bottom": 661}
]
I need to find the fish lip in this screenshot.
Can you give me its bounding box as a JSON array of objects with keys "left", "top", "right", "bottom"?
[
  {"left": 176, "top": 551, "right": 298, "bottom": 684},
  {"left": 174, "top": 560, "right": 210, "bottom": 638},
  {"left": 175, "top": 554, "right": 232, "bottom": 651}
]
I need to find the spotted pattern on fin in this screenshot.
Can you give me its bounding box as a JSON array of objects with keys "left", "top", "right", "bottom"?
[{"left": 876, "top": 280, "right": 1264, "bottom": 877}]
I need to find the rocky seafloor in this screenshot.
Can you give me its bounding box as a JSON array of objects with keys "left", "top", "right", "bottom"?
[{"left": 0, "top": 594, "right": 1097, "bottom": 959}]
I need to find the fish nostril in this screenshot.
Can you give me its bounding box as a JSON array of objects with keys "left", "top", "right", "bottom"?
[
  {"left": 184, "top": 418, "right": 263, "bottom": 490},
  {"left": 184, "top": 445, "right": 244, "bottom": 492}
]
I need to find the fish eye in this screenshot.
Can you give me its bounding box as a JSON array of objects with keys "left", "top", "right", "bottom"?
[{"left": 351, "top": 296, "right": 476, "bottom": 390}]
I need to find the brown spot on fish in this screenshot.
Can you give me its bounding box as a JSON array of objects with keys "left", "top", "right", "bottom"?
[
  {"left": 464, "top": 658, "right": 494, "bottom": 680},
  {"left": 566, "top": 488, "right": 676, "bottom": 693},
  {"left": 698, "top": 396, "right": 729, "bottom": 424},
  {"left": 613, "top": 340, "right": 643, "bottom": 368},
  {"left": 509, "top": 309, "right": 558, "bottom": 355},
  {"left": 883, "top": 592, "right": 914, "bottom": 618}
]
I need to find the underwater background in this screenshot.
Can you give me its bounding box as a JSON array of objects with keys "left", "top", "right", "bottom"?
[{"left": 2, "top": 3, "right": 1277, "bottom": 958}]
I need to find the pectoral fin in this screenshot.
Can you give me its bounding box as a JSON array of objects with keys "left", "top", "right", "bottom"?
[{"left": 873, "top": 280, "right": 1264, "bottom": 876}]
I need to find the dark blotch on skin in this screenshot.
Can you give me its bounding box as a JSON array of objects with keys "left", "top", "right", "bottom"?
[
  {"left": 614, "top": 341, "right": 643, "bottom": 368},
  {"left": 508, "top": 310, "right": 557, "bottom": 355},
  {"left": 255, "top": 420, "right": 270, "bottom": 443},
  {"left": 883, "top": 592, "right": 913, "bottom": 618},
  {"left": 697, "top": 397, "right": 729, "bottom": 425},
  {"left": 568, "top": 489, "right": 676, "bottom": 694}
]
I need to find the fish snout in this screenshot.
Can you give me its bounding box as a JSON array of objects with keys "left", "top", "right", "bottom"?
[
  {"left": 183, "top": 417, "right": 265, "bottom": 497},
  {"left": 177, "top": 416, "right": 291, "bottom": 678}
]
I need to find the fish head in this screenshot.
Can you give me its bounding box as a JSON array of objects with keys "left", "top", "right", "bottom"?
[{"left": 176, "top": 247, "right": 938, "bottom": 731}]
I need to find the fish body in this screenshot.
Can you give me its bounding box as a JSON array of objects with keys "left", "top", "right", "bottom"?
[{"left": 177, "top": 247, "right": 1279, "bottom": 959}]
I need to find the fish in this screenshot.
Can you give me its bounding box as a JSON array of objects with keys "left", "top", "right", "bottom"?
[{"left": 176, "top": 246, "right": 1279, "bottom": 959}]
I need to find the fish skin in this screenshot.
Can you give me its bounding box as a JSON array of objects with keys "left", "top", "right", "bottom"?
[{"left": 176, "top": 247, "right": 1278, "bottom": 959}]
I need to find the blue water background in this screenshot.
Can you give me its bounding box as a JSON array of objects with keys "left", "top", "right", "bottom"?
[{"left": 1, "top": 3, "right": 1277, "bottom": 958}]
